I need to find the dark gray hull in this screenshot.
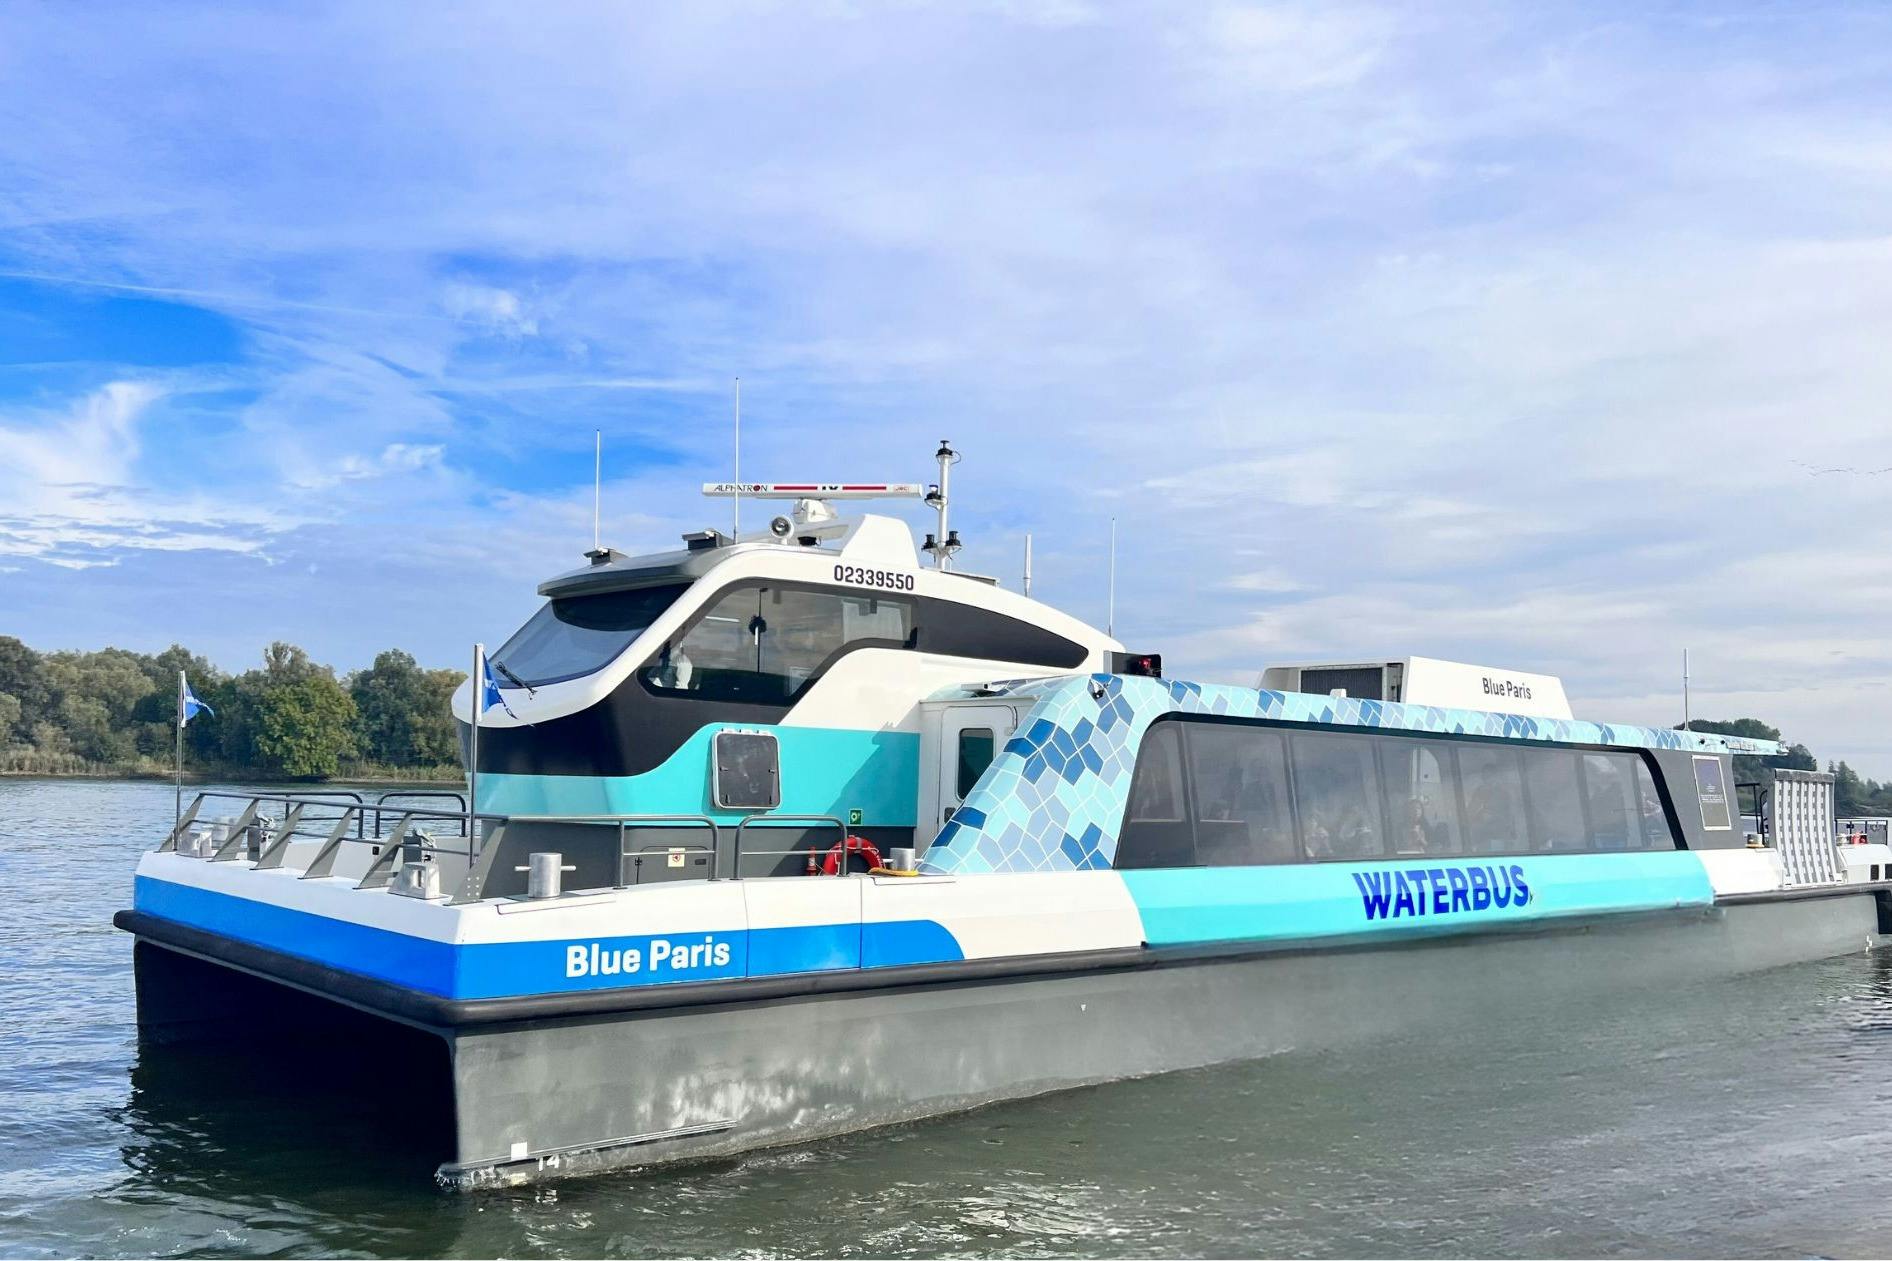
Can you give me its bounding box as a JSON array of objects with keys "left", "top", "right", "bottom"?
[{"left": 431, "top": 893, "right": 1879, "bottom": 1188}]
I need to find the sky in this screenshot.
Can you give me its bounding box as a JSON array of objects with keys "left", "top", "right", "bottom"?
[{"left": 3, "top": 2, "right": 1892, "bottom": 773}]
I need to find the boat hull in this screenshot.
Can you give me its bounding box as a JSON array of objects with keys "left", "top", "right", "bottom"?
[{"left": 124, "top": 890, "right": 1885, "bottom": 1188}]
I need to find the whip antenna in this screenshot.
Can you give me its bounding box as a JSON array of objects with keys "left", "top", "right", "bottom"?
[{"left": 732, "top": 377, "right": 742, "bottom": 539}]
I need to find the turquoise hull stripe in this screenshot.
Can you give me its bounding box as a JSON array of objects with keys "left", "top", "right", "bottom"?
[
  {"left": 134, "top": 877, "right": 961, "bottom": 1000},
  {"left": 474, "top": 724, "right": 920, "bottom": 825},
  {"left": 1121, "top": 851, "right": 1714, "bottom": 947}
]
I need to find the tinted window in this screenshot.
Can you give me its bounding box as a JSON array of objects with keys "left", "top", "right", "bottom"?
[
  {"left": 493, "top": 583, "right": 689, "bottom": 686},
  {"left": 956, "top": 729, "right": 995, "bottom": 798},
  {"left": 1634, "top": 759, "right": 1672, "bottom": 848},
  {"left": 1382, "top": 740, "right": 1463, "bottom": 855},
  {"left": 1523, "top": 748, "right": 1587, "bottom": 851},
  {"left": 1580, "top": 753, "right": 1638, "bottom": 850},
  {"left": 1291, "top": 733, "right": 1386, "bottom": 860},
  {"left": 642, "top": 585, "right": 912, "bottom": 705},
  {"left": 918, "top": 600, "right": 1087, "bottom": 668},
  {"left": 1459, "top": 744, "right": 1529, "bottom": 854},
  {"left": 1187, "top": 723, "right": 1296, "bottom": 866},
  {"left": 1117, "top": 722, "right": 1195, "bottom": 868}
]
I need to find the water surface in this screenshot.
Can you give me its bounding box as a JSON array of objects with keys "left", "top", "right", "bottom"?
[{"left": 4, "top": 777, "right": 1892, "bottom": 1258}]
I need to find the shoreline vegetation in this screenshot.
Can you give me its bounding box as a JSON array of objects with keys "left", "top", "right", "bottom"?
[{"left": 0, "top": 637, "right": 463, "bottom": 785}]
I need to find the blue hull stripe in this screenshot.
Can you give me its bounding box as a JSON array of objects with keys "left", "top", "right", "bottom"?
[
  {"left": 1122, "top": 851, "right": 1714, "bottom": 947},
  {"left": 133, "top": 877, "right": 963, "bottom": 1000}
]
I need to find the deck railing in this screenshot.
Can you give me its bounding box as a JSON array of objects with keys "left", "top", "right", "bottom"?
[{"left": 163, "top": 790, "right": 868, "bottom": 904}]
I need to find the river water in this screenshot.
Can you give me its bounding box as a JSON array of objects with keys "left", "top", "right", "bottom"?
[{"left": 5, "top": 776, "right": 1892, "bottom": 1258}]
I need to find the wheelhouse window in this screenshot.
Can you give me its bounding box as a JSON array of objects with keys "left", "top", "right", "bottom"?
[
  {"left": 641, "top": 584, "right": 913, "bottom": 706},
  {"left": 491, "top": 583, "right": 689, "bottom": 686}
]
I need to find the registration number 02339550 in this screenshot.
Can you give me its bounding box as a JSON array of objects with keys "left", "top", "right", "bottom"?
[{"left": 833, "top": 563, "right": 916, "bottom": 592}]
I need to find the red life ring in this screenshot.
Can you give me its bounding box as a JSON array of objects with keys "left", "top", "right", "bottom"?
[{"left": 816, "top": 834, "right": 883, "bottom": 876}]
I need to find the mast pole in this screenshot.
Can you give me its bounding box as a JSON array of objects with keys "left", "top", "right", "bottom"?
[
  {"left": 592, "top": 429, "right": 602, "bottom": 553},
  {"left": 934, "top": 439, "right": 953, "bottom": 570},
  {"left": 174, "top": 669, "right": 184, "bottom": 830},
  {"left": 1682, "top": 648, "right": 1691, "bottom": 733},
  {"left": 732, "top": 377, "right": 741, "bottom": 540},
  {"left": 469, "top": 643, "right": 484, "bottom": 841},
  {"left": 1107, "top": 516, "right": 1118, "bottom": 638},
  {"left": 1023, "top": 532, "right": 1033, "bottom": 598}
]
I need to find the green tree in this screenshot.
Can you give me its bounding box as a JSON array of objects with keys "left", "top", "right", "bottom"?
[
  {"left": 1681, "top": 718, "right": 1815, "bottom": 781},
  {"left": 252, "top": 674, "right": 358, "bottom": 778},
  {"left": 1831, "top": 760, "right": 1870, "bottom": 816},
  {"left": 40, "top": 648, "right": 153, "bottom": 764},
  {"left": 349, "top": 650, "right": 462, "bottom": 767},
  {"left": 0, "top": 636, "right": 49, "bottom": 744}
]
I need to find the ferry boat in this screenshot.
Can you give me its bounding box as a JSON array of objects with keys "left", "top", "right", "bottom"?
[{"left": 116, "top": 443, "right": 1892, "bottom": 1188}]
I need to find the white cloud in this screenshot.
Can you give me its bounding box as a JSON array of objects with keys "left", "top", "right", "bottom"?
[{"left": 441, "top": 282, "right": 537, "bottom": 337}]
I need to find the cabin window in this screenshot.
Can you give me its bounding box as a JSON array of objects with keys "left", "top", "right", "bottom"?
[
  {"left": 957, "top": 729, "right": 996, "bottom": 798},
  {"left": 1290, "top": 733, "right": 1387, "bottom": 860},
  {"left": 1457, "top": 744, "right": 1530, "bottom": 854},
  {"left": 1634, "top": 759, "right": 1672, "bottom": 848},
  {"left": 1113, "top": 715, "right": 1688, "bottom": 870},
  {"left": 1522, "top": 748, "right": 1587, "bottom": 852},
  {"left": 1186, "top": 722, "right": 1296, "bottom": 866},
  {"left": 1381, "top": 740, "right": 1463, "bottom": 856},
  {"left": 492, "top": 582, "right": 690, "bottom": 686},
  {"left": 1117, "top": 721, "right": 1196, "bottom": 868},
  {"left": 642, "top": 584, "right": 913, "bottom": 706},
  {"left": 1579, "top": 753, "right": 1639, "bottom": 850}
]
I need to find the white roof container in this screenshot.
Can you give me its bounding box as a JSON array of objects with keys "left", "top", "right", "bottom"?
[{"left": 1260, "top": 655, "right": 1575, "bottom": 720}]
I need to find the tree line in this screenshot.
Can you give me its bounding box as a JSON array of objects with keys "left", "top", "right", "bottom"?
[{"left": 0, "top": 636, "right": 463, "bottom": 780}]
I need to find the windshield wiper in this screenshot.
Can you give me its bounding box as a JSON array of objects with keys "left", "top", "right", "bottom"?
[{"left": 493, "top": 660, "right": 537, "bottom": 698}]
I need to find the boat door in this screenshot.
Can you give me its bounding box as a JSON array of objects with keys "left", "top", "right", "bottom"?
[{"left": 934, "top": 705, "right": 1016, "bottom": 835}]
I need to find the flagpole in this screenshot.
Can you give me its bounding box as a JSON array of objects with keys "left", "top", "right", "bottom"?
[
  {"left": 469, "top": 643, "right": 484, "bottom": 844},
  {"left": 175, "top": 670, "right": 185, "bottom": 830}
]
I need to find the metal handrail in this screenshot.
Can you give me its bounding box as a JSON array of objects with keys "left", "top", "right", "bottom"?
[
  {"left": 372, "top": 790, "right": 469, "bottom": 838},
  {"left": 608, "top": 815, "right": 721, "bottom": 887},
  {"left": 165, "top": 791, "right": 878, "bottom": 897},
  {"left": 733, "top": 813, "right": 848, "bottom": 879}
]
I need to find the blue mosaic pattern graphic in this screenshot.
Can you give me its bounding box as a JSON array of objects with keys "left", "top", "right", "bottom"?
[{"left": 921, "top": 675, "right": 1781, "bottom": 875}]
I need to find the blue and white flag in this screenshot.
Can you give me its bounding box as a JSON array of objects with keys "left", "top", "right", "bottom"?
[
  {"left": 178, "top": 673, "right": 213, "bottom": 727},
  {"left": 480, "top": 655, "right": 518, "bottom": 721}
]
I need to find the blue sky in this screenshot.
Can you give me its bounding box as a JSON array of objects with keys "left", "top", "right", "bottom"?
[{"left": 4, "top": 2, "right": 1892, "bottom": 772}]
